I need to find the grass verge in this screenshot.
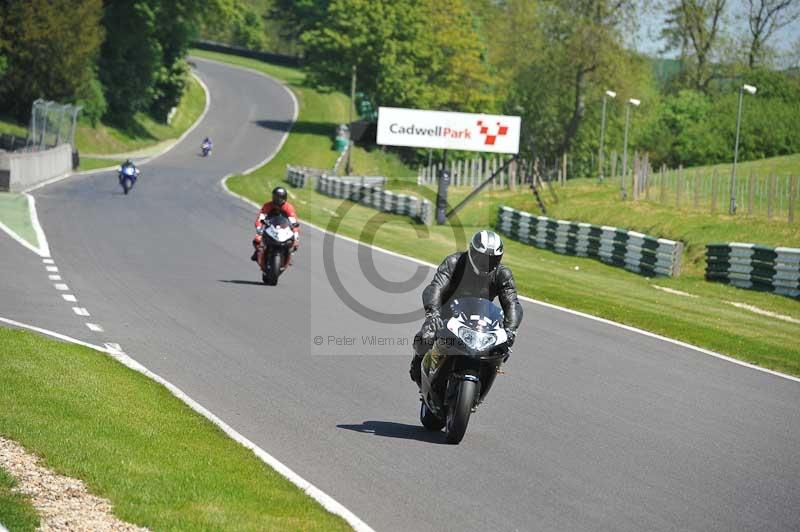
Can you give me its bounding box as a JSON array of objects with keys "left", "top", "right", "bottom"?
[
  {"left": 0, "top": 74, "right": 205, "bottom": 157},
  {"left": 0, "top": 467, "right": 38, "bottom": 532},
  {"left": 0, "top": 193, "right": 36, "bottom": 249},
  {"left": 209, "top": 50, "right": 800, "bottom": 376},
  {"left": 77, "top": 157, "right": 118, "bottom": 172},
  {"left": 0, "top": 327, "right": 349, "bottom": 531}
]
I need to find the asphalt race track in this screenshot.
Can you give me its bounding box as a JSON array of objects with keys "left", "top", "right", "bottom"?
[{"left": 2, "top": 57, "right": 799, "bottom": 532}]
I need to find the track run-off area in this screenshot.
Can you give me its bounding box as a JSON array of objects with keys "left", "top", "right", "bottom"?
[{"left": 1, "top": 57, "right": 799, "bottom": 532}]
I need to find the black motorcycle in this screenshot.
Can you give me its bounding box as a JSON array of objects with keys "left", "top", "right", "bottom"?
[
  {"left": 257, "top": 214, "right": 297, "bottom": 285},
  {"left": 418, "top": 297, "right": 510, "bottom": 444}
]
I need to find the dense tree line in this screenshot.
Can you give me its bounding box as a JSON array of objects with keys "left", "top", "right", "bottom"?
[
  {"left": 262, "top": 0, "right": 800, "bottom": 170},
  {"left": 0, "top": 0, "right": 203, "bottom": 127}
]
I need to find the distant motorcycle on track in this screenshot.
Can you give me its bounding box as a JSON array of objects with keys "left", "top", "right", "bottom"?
[
  {"left": 117, "top": 161, "right": 139, "bottom": 195},
  {"left": 201, "top": 138, "right": 212, "bottom": 157}
]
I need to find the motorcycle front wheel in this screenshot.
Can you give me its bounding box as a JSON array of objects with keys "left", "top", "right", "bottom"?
[
  {"left": 263, "top": 250, "right": 281, "bottom": 285},
  {"left": 122, "top": 177, "right": 132, "bottom": 195},
  {"left": 445, "top": 379, "right": 477, "bottom": 444}
]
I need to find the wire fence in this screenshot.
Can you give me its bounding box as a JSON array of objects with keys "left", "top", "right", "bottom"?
[
  {"left": 624, "top": 158, "right": 799, "bottom": 222},
  {"left": 25, "top": 99, "right": 81, "bottom": 152}
]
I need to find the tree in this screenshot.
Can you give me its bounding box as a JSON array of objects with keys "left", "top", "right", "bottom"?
[
  {"left": 267, "top": 0, "right": 329, "bottom": 50},
  {"left": 100, "top": 0, "right": 201, "bottom": 124},
  {"left": 149, "top": 0, "right": 201, "bottom": 120},
  {"left": 420, "top": 0, "right": 495, "bottom": 112},
  {"left": 200, "top": 0, "right": 267, "bottom": 50},
  {"left": 498, "top": 0, "right": 644, "bottom": 161},
  {"left": 301, "top": 0, "right": 492, "bottom": 112},
  {"left": 661, "top": 0, "right": 728, "bottom": 92},
  {"left": 0, "top": 0, "right": 105, "bottom": 119},
  {"left": 99, "top": 0, "right": 162, "bottom": 122},
  {"left": 746, "top": 0, "right": 800, "bottom": 67}
]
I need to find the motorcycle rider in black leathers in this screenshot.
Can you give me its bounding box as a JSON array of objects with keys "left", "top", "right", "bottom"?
[{"left": 410, "top": 230, "right": 523, "bottom": 385}]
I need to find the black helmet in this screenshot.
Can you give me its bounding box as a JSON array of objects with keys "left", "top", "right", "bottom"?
[
  {"left": 272, "top": 186, "right": 288, "bottom": 206},
  {"left": 468, "top": 230, "right": 504, "bottom": 276}
]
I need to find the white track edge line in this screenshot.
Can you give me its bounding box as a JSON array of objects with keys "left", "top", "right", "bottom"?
[
  {"left": 27, "top": 193, "right": 50, "bottom": 256},
  {"left": 0, "top": 219, "right": 41, "bottom": 256},
  {"left": 0, "top": 316, "right": 374, "bottom": 532}
]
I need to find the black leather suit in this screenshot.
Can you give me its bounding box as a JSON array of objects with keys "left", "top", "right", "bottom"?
[{"left": 413, "top": 252, "right": 523, "bottom": 356}]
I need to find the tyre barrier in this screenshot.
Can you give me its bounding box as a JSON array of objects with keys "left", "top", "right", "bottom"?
[
  {"left": 496, "top": 206, "right": 684, "bottom": 277},
  {"left": 316, "top": 174, "right": 432, "bottom": 225},
  {"left": 285, "top": 165, "right": 327, "bottom": 189},
  {"left": 706, "top": 243, "right": 800, "bottom": 298}
]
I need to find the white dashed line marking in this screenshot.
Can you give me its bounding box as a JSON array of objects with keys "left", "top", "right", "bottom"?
[
  {"left": 86, "top": 323, "right": 103, "bottom": 332},
  {"left": 48, "top": 274, "right": 62, "bottom": 281},
  {"left": 62, "top": 294, "right": 77, "bottom": 302},
  {"left": 72, "top": 307, "right": 90, "bottom": 317},
  {"left": 46, "top": 266, "right": 58, "bottom": 272},
  {"left": 42, "top": 258, "right": 54, "bottom": 264},
  {"left": 54, "top": 283, "right": 69, "bottom": 291}
]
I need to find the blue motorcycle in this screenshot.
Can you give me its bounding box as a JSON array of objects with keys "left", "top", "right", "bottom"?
[{"left": 118, "top": 163, "right": 139, "bottom": 195}]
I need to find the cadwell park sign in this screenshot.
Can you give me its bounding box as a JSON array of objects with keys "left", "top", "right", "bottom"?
[
  {"left": 376, "top": 107, "right": 521, "bottom": 224},
  {"left": 376, "top": 107, "right": 521, "bottom": 154}
]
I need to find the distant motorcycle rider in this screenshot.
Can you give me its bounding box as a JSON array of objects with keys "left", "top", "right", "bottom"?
[
  {"left": 202, "top": 137, "right": 213, "bottom": 153},
  {"left": 410, "top": 230, "right": 523, "bottom": 385},
  {"left": 251, "top": 186, "right": 299, "bottom": 262},
  {"left": 120, "top": 158, "right": 137, "bottom": 173},
  {"left": 118, "top": 159, "right": 139, "bottom": 179}
]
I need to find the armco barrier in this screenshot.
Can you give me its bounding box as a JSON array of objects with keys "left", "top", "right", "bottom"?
[
  {"left": 191, "top": 40, "right": 301, "bottom": 67},
  {"left": 0, "top": 144, "right": 72, "bottom": 192},
  {"left": 497, "top": 206, "right": 684, "bottom": 277},
  {"left": 316, "top": 175, "right": 432, "bottom": 225},
  {"left": 706, "top": 243, "right": 800, "bottom": 298}
]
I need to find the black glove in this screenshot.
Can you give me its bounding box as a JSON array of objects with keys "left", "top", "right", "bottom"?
[
  {"left": 505, "top": 328, "right": 516, "bottom": 347},
  {"left": 425, "top": 309, "right": 444, "bottom": 332}
]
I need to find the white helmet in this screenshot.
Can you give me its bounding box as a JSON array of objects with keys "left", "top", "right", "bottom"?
[{"left": 468, "top": 230, "right": 504, "bottom": 276}]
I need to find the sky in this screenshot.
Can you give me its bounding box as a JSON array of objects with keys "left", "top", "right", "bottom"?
[{"left": 630, "top": 1, "right": 800, "bottom": 66}]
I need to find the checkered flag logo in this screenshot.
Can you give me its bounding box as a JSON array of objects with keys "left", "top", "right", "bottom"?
[{"left": 476, "top": 120, "right": 509, "bottom": 145}]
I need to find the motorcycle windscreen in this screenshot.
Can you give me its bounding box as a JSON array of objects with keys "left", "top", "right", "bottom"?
[
  {"left": 446, "top": 297, "right": 504, "bottom": 332},
  {"left": 267, "top": 215, "right": 291, "bottom": 228}
]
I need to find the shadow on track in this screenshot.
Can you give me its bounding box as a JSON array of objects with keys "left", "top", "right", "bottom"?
[
  {"left": 218, "top": 279, "right": 263, "bottom": 286},
  {"left": 337, "top": 421, "right": 447, "bottom": 444},
  {"left": 252, "top": 119, "right": 332, "bottom": 136}
]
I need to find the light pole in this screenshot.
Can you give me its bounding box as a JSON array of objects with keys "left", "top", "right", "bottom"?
[
  {"left": 729, "top": 84, "right": 757, "bottom": 214},
  {"left": 620, "top": 98, "right": 640, "bottom": 200},
  {"left": 598, "top": 90, "right": 616, "bottom": 182},
  {"left": 346, "top": 65, "right": 356, "bottom": 175}
]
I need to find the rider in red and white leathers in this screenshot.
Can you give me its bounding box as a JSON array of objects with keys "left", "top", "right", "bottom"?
[{"left": 251, "top": 187, "right": 299, "bottom": 262}]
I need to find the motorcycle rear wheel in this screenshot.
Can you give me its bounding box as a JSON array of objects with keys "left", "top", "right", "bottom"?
[
  {"left": 445, "top": 379, "right": 477, "bottom": 444},
  {"left": 420, "top": 402, "right": 445, "bottom": 431}
]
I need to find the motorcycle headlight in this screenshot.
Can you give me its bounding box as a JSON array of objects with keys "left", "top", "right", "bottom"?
[{"left": 457, "top": 327, "right": 496, "bottom": 351}]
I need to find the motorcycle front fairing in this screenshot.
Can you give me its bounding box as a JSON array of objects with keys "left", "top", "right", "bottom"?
[
  {"left": 421, "top": 297, "right": 509, "bottom": 413},
  {"left": 260, "top": 215, "right": 295, "bottom": 247}
]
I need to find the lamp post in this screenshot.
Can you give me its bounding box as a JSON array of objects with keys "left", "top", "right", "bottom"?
[
  {"left": 598, "top": 90, "right": 616, "bottom": 182},
  {"left": 620, "top": 97, "right": 640, "bottom": 200},
  {"left": 729, "top": 84, "right": 757, "bottom": 214}
]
